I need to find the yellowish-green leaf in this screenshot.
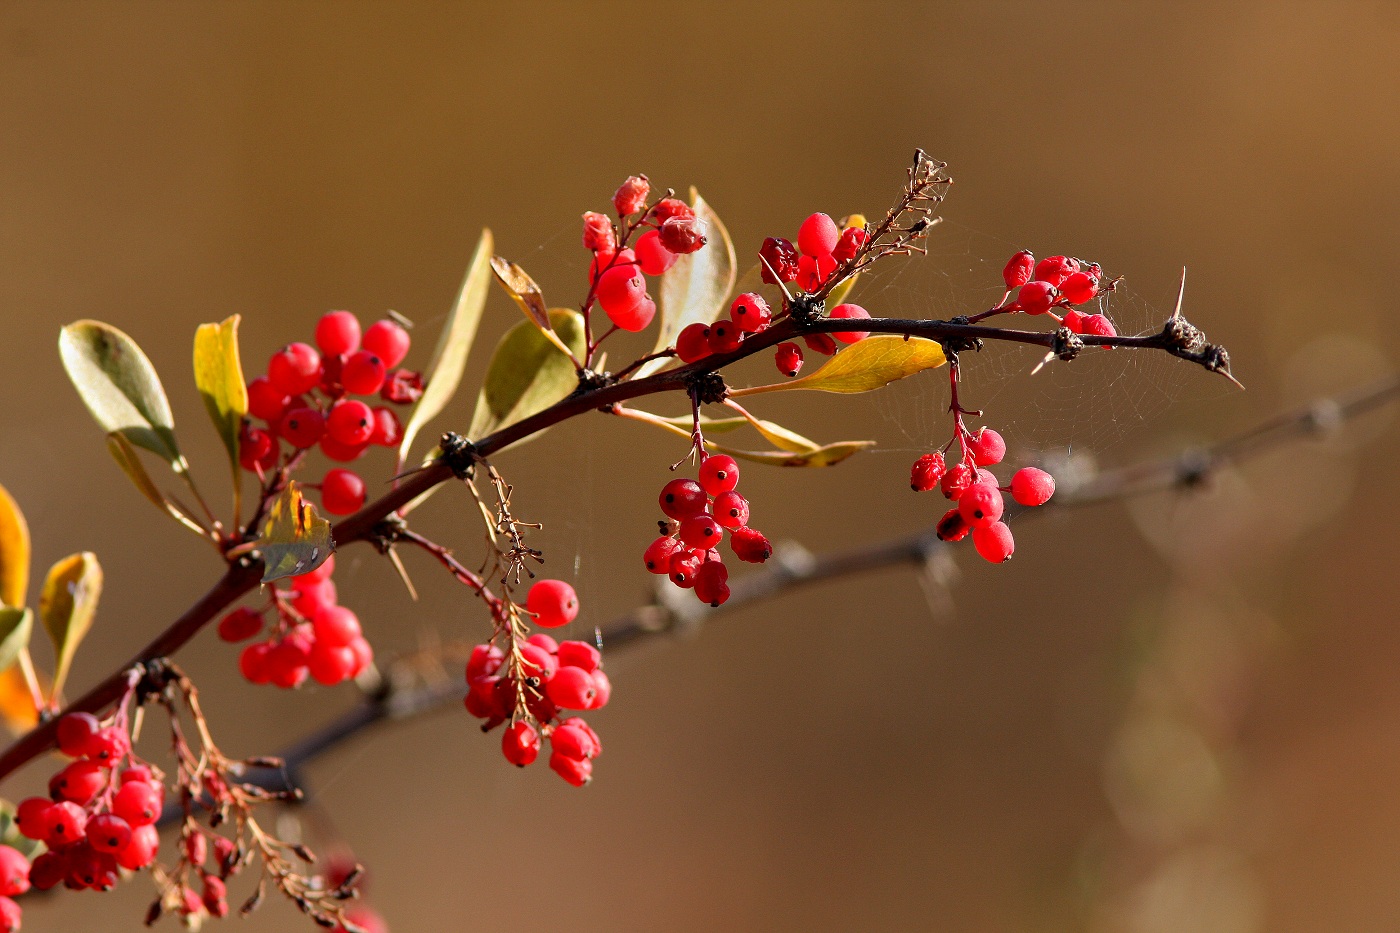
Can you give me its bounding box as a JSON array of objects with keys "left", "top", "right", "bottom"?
[
  {"left": 106, "top": 435, "right": 207, "bottom": 535},
  {"left": 193, "top": 315, "right": 248, "bottom": 481},
  {"left": 731, "top": 335, "right": 946, "bottom": 398},
  {"left": 399, "top": 229, "right": 495, "bottom": 463},
  {"left": 0, "top": 666, "right": 41, "bottom": 734},
  {"left": 712, "top": 439, "right": 874, "bottom": 467},
  {"left": 490, "top": 255, "right": 552, "bottom": 332},
  {"left": 468, "top": 309, "right": 587, "bottom": 442},
  {"left": 827, "top": 273, "right": 858, "bottom": 307},
  {"left": 39, "top": 552, "right": 102, "bottom": 701},
  {"left": 257, "top": 482, "right": 334, "bottom": 583},
  {"left": 59, "top": 321, "right": 186, "bottom": 473},
  {"left": 0, "top": 483, "right": 29, "bottom": 609},
  {"left": 658, "top": 413, "right": 818, "bottom": 453},
  {"left": 636, "top": 189, "right": 737, "bottom": 379},
  {"left": 0, "top": 608, "right": 32, "bottom": 677}
]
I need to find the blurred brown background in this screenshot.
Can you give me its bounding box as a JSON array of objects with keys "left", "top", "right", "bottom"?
[{"left": 4, "top": 2, "right": 1400, "bottom": 931}]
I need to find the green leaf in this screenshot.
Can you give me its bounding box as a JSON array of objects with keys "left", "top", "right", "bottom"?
[
  {"left": 490, "top": 255, "right": 553, "bottom": 333},
  {"left": 39, "top": 552, "right": 102, "bottom": 701},
  {"left": 257, "top": 482, "right": 334, "bottom": 583},
  {"left": 635, "top": 189, "right": 737, "bottom": 380},
  {"left": 0, "top": 483, "right": 30, "bottom": 609},
  {"left": 468, "top": 309, "right": 587, "bottom": 442},
  {"left": 730, "top": 335, "right": 947, "bottom": 398},
  {"left": 106, "top": 434, "right": 207, "bottom": 535},
  {"left": 59, "top": 321, "right": 187, "bottom": 473},
  {"left": 399, "top": 229, "right": 495, "bottom": 463},
  {"left": 0, "top": 608, "right": 32, "bottom": 676},
  {"left": 711, "top": 439, "right": 874, "bottom": 468},
  {"left": 192, "top": 315, "right": 248, "bottom": 481}
]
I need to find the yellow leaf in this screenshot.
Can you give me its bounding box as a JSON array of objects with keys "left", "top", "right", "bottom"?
[
  {"left": 0, "top": 665, "right": 41, "bottom": 733},
  {"left": 39, "top": 552, "right": 103, "bottom": 702},
  {"left": 730, "top": 335, "right": 946, "bottom": 398},
  {"left": 0, "top": 483, "right": 30, "bottom": 609},
  {"left": 193, "top": 315, "right": 248, "bottom": 483},
  {"left": 0, "top": 608, "right": 32, "bottom": 679},
  {"left": 258, "top": 482, "right": 334, "bottom": 583},
  {"left": 711, "top": 440, "right": 874, "bottom": 467}
]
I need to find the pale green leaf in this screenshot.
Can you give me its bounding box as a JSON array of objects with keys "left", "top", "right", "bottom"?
[
  {"left": 0, "top": 483, "right": 30, "bottom": 609},
  {"left": 635, "top": 189, "right": 737, "bottom": 379},
  {"left": 0, "top": 608, "right": 32, "bottom": 676},
  {"left": 39, "top": 552, "right": 102, "bottom": 701},
  {"left": 59, "top": 320, "right": 186, "bottom": 473},
  {"left": 468, "top": 309, "right": 587, "bottom": 442},
  {"left": 399, "top": 229, "right": 495, "bottom": 463},
  {"left": 192, "top": 315, "right": 248, "bottom": 481},
  {"left": 730, "top": 335, "right": 946, "bottom": 398},
  {"left": 257, "top": 482, "right": 334, "bottom": 583}
]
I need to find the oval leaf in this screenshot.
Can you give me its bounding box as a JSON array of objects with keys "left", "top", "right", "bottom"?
[
  {"left": 730, "top": 335, "right": 947, "bottom": 398},
  {"left": 39, "top": 552, "right": 103, "bottom": 701},
  {"left": 713, "top": 439, "right": 874, "bottom": 468},
  {"left": 399, "top": 229, "right": 495, "bottom": 463},
  {"left": 193, "top": 315, "right": 248, "bottom": 479},
  {"left": 468, "top": 309, "right": 587, "bottom": 442},
  {"left": 635, "top": 189, "right": 737, "bottom": 380},
  {"left": 258, "top": 482, "right": 334, "bottom": 583},
  {"left": 59, "top": 321, "right": 186, "bottom": 472},
  {"left": 0, "top": 667, "right": 41, "bottom": 735},
  {"left": 0, "top": 608, "right": 32, "bottom": 677},
  {"left": 106, "top": 435, "right": 207, "bottom": 535},
  {"left": 0, "top": 483, "right": 30, "bottom": 608},
  {"left": 490, "top": 255, "right": 552, "bottom": 332}
]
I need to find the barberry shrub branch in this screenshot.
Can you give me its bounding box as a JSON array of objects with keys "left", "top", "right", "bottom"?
[{"left": 0, "top": 150, "right": 1240, "bottom": 929}]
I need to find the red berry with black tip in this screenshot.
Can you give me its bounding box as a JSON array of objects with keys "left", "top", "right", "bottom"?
[
  {"left": 775, "top": 342, "right": 803, "bottom": 377},
  {"left": 729, "top": 293, "right": 772, "bottom": 333},
  {"left": 729, "top": 526, "right": 772, "bottom": 563},
  {"left": 910, "top": 451, "right": 946, "bottom": 491},
  {"left": 635, "top": 229, "right": 677, "bottom": 276},
  {"left": 268, "top": 343, "right": 322, "bottom": 396},
  {"left": 973, "top": 522, "right": 1015, "bottom": 563},
  {"left": 1003, "top": 250, "right": 1035, "bottom": 289},
  {"left": 502, "top": 721, "right": 541, "bottom": 767},
  {"left": 279, "top": 407, "right": 325, "bottom": 449},
  {"left": 644, "top": 536, "right": 682, "bottom": 574},
  {"left": 527, "top": 579, "right": 579, "bottom": 629},
  {"left": 362, "top": 319, "right": 410, "bottom": 368},
  {"left": 712, "top": 491, "right": 749, "bottom": 528},
  {"left": 327, "top": 399, "right": 374, "bottom": 446},
  {"left": 676, "top": 322, "right": 711, "bottom": 363},
  {"left": 1016, "top": 280, "right": 1057, "bottom": 315},
  {"left": 342, "top": 350, "right": 387, "bottom": 395},
  {"left": 968, "top": 427, "right": 1005, "bottom": 466},
  {"left": 659, "top": 478, "right": 708, "bottom": 519},
  {"left": 678, "top": 514, "right": 722, "bottom": 549},
  {"left": 698, "top": 454, "right": 739, "bottom": 495}
]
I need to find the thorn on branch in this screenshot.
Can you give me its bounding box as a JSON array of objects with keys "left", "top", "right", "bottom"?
[
  {"left": 438, "top": 432, "right": 478, "bottom": 479},
  {"left": 1052, "top": 326, "right": 1084, "bottom": 362}
]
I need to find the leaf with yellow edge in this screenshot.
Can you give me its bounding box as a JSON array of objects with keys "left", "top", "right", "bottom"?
[
  {"left": 0, "top": 608, "right": 32, "bottom": 679},
  {"left": 399, "top": 229, "right": 495, "bottom": 464},
  {"left": 490, "top": 256, "right": 552, "bottom": 333},
  {"left": 730, "top": 335, "right": 946, "bottom": 398},
  {"left": 468, "top": 309, "right": 587, "bottom": 442},
  {"left": 257, "top": 482, "right": 334, "bottom": 584},
  {"left": 0, "top": 665, "right": 42, "bottom": 734},
  {"left": 0, "top": 483, "right": 30, "bottom": 608},
  {"left": 105, "top": 435, "right": 207, "bottom": 535},
  {"left": 193, "top": 315, "right": 248, "bottom": 482},
  {"left": 39, "top": 552, "right": 102, "bottom": 701},
  {"left": 658, "top": 412, "right": 818, "bottom": 453},
  {"left": 634, "top": 189, "right": 738, "bottom": 380},
  {"left": 59, "top": 321, "right": 187, "bottom": 474},
  {"left": 711, "top": 440, "right": 874, "bottom": 468}
]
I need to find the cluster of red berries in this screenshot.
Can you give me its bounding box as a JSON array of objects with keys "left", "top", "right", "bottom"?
[
  {"left": 239, "top": 309, "right": 419, "bottom": 516},
  {"left": 1001, "top": 250, "right": 1118, "bottom": 338},
  {"left": 220, "top": 556, "right": 373, "bottom": 689},
  {"left": 760, "top": 211, "right": 869, "bottom": 294},
  {"left": 645, "top": 454, "right": 773, "bottom": 607},
  {"left": 11, "top": 713, "right": 164, "bottom": 912},
  {"left": 910, "top": 429, "right": 1056, "bottom": 563},
  {"left": 462, "top": 581, "right": 610, "bottom": 786},
  {"left": 583, "top": 175, "right": 708, "bottom": 333}
]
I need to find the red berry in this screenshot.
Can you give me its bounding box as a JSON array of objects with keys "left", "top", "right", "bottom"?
[
  {"left": 527, "top": 633, "right": 559, "bottom": 655},
  {"left": 289, "top": 578, "right": 336, "bottom": 618},
  {"left": 86, "top": 727, "right": 129, "bottom": 764},
  {"left": 279, "top": 407, "right": 325, "bottom": 449},
  {"left": 1033, "top": 255, "right": 1073, "bottom": 287},
  {"left": 268, "top": 343, "right": 322, "bottom": 396},
  {"left": 502, "top": 721, "right": 541, "bottom": 767},
  {"left": 29, "top": 851, "right": 65, "bottom": 891},
  {"left": 267, "top": 636, "right": 310, "bottom": 689},
  {"left": 581, "top": 211, "right": 615, "bottom": 253},
  {"left": 43, "top": 801, "right": 87, "bottom": 847},
  {"left": 315, "top": 311, "right": 361, "bottom": 356},
  {"left": 326, "top": 399, "right": 374, "bottom": 446},
  {"left": 659, "top": 478, "right": 708, "bottom": 520},
  {"left": 312, "top": 604, "right": 362, "bottom": 647},
  {"left": 612, "top": 174, "right": 650, "bottom": 217},
  {"left": 0, "top": 895, "right": 20, "bottom": 933},
  {"left": 238, "top": 426, "right": 277, "bottom": 473},
  {"left": 707, "top": 319, "right": 743, "bottom": 354},
  {"left": 113, "top": 780, "right": 161, "bottom": 826},
  {"left": 832, "top": 225, "right": 869, "bottom": 263},
  {"left": 775, "top": 342, "right": 804, "bottom": 377},
  {"left": 369, "top": 406, "right": 402, "bottom": 447},
  {"left": 635, "top": 229, "right": 677, "bottom": 276},
  {"left": 1016, "top": 281, "right": 1057, "bottom": 315},
  {"left": 381, "top": 368, "right": 424, "bottom": 404},
  {"left": 644, "top": 536, "right": 683, "bottom": 574},
  {"left": 694, "top": 560, "right": 730, "bottom": 607},
  {"left": 675, "top": 323, "right": 711, "bottom": 363},
  {"left": 527, "top": 579, "right": 579, "bottom": 628},
  {"left": 712, "top": 491, "right": 750, "bottom": 528},
  {"left": 116, "top": 825, "right": 159, "bottom": 871},
  {"left": 56, "top": 712, "right": 101, "bottom": 759},
  {"left": 729, "top": 293, "right": 772, "bottom": 333},
  {"left": 804, "top": 332, "right": 838, "bottom": 356},
  {"left": 549, "top": 750, "right": 593, "bottom": 786},
  {"left": 968, "top": 427, "right": 1006, "bottom": 466},
  {"left": 1062, "top": 307, "right": 1089, "bottom": 333},
  {"left": 239, "top": 642, "right": 273, "bottom": 685},
  {"left": 203, "top": 876, "right": 229, "bottom": 918},
  {"left": 910, "top": 451, "right": 947, "bottom": 491},
  {"left": 546, "top": 666, "right": 597, "bottom": 710},
  {"left": 361, "top": 319, "right": 408, "bottom": 369},
  {"left": 651, "top": 197, "right": 693, "bottom": 224},
  {"left": 466, "top": 644, "right": 504, "bottom": 683},
  {"left": 668, "top": 551, "right": 701, "bottom": 588},
  {"left": 597, "top": 265, "right": 649, "bottom": 322},
  {"left": 319, "top": 433, "right": 371, "bottom": 463},
  {"left": 0, "top": 848, "right": 27, "bottom": 900},
  {"left": 796, "top": 254, "right": 822, "bottom": 292},
  {"left": 1060, "top": 271, "right": 1099, "bottom": 305},
  {"left": 342, "top": 350, "right": 387, "bottom": 395},
  {"left": 246, "top": 376, "right": 290, "bottom": 422},
  {"left": 972, "top": 522, "right": 1015, "bottom": 563},
  {"left": 940, "top": 462, "right": 976, "bottom": 500},
  {"left": 218, "top": 607, "right": 263, "bottom": 643},
  {"left": 1010, "top": 467, "right": 1056, "bottom": 506},
  {"left": 51, "top": 760, "right": 108, "bottom": 805},
  {"left": 321, "top": 468, "right": 366, "bottom": 515},
  {"left": 1002, "top": 250, "right": 1035, "bottom": 289},
  {"left": 958, "top": 483, "right": 1004, "bottom": 528},
  {"left": 758, "top": 236, "right": 799, "bottom": 284},
  {"left": 551, "top": 721, "right": 598, "bottom": 760},
  {"left": 678, "top": 514, "right": 722, "bottom": 549},
  {"left": 1081, "top": 313, "right": 1117, "bottom": 342},
  {"left": 936, "top": 508, "right": 970, "bottom": 542},
  {"left": 589, "top": 247, "right": 636, "bottom": 282},
  {"left": 589, "top": 669, "right": 612, "bottom": 708},
  {"left": 15, "top": 799, "right": 51, "bottom": 841},
  {"left": 698, "top": 454, "right": 739, "bottom": 495},
  {"left": 829, "top": 303, "right": 871, "bottom": 343},
  {"left": 659, "top": 215, "right": 707, "bottom": 254},
  {"left": 557, "top": 640, "right": 600, "bottom": 673},
  {"left": 797, "top": 212, "right": 839, "bottom": 257},
  {"left": 85, "top": 814, "right": 132, "bottom": 855},
  {"left": 729, "top": 526, "right": 772, "bottom": 563},
  {"left": 307, "top": 641, "right": 357, "bottom": 686}
]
